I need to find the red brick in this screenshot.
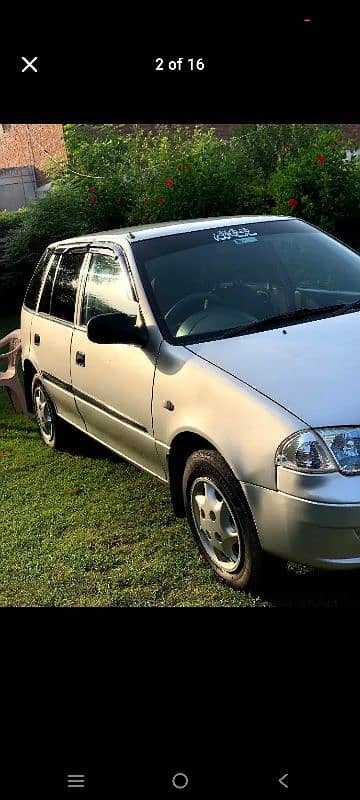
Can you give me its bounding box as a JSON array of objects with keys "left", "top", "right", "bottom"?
[{"left": 0, "top": 124, "right": 66, "bottom": 186}]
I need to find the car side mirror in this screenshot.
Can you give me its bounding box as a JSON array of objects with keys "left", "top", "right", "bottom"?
[{"left": 87, "top": 310, "right": 148, "bottom": 347}]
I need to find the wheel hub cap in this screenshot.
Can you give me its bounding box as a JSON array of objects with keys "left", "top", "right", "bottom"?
[
  {"left": 34, "top": 386, "right": 53, "bottom": 441},
  {"left": 191, "top": 478, "right": 242, "bottom": 572}
]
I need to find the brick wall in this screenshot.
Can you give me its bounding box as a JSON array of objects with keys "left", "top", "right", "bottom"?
[
  {"left": 340, "top": 124, "right": 360, "bottom": 143},
  {"left": 0, "top": 124, "right": 66, "bottom": 186}
]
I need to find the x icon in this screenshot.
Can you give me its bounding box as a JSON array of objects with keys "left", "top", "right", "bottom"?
[{"left": 21, "top": 56, "right": 38, "bottom": 73}]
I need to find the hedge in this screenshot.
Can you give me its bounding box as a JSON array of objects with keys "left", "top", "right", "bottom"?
[{"left": 1, "top": 125, "right": 359, "bottom": 313}]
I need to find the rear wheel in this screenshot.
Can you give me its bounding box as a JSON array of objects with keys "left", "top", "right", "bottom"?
[
  {"left": 32, "top": 374, "right": 66, "bottom": 449},
  {"left": 183, "top": 449, "right": 270, "bottom": 590}
]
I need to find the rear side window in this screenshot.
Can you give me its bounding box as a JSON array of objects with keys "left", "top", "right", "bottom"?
[
  {"left": 23, "top": 250, "right": 50, "bottom": 311},
  {"left": 50, "top": 251, "right": 85, "bottom": 323},
  {"left": 38, "top": 252, "right": 61, "bottom": 314}
]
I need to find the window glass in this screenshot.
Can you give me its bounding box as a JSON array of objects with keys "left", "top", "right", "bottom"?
[
  {"left": 38, "top": 252, "right": 61, "bottom": 314},
  {"left": 81, "top": 253, "right": 133, "bottom": 325},
  {"left": 131, "top": 220, "right": 360, "bottom": 340},
  {"left": 24, "top": 250, "right": 50, "bottom": 311},
  {"left": 50, "top": 251, "right": 85, "bottom": 323}
]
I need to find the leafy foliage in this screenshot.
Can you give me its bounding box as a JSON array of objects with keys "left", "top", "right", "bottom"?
[
  {"left": 270, "top": 130, "right": 360, "bottom": 247},
  {"left": 0, "top": 209, "right": 27, "bottom": 313},
  {"left": 232, "top": 124, "right": 338, "bottom": 178},
  {"left": 1, "top": 124, "right": 359, "bottom": 311}
]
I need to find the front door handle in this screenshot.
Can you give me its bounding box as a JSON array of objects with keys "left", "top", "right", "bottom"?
[
  {"left": 34, "top": 333, "right": 40, "bottom": 345},
  {"left": 76, "top": 351, "right": 86, "bottom": 367}
]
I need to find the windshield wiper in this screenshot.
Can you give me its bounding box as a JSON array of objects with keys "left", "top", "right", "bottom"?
[
  {"left": 218, "top": 303, "right": 348, "bottom": 339},
  {"left": 342, "top": 298, "right": 360, "bottom": 313}
]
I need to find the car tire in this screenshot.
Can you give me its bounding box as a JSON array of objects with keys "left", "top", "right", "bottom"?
[
  {"left": 32, "top": 373, "right": 66, "bottom": 449},
  {"left": 183, "top": 449, "right": 269, "bottom": 590}
]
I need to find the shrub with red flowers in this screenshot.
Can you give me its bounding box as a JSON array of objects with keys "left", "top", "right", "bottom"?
[
  {"left": 271, "top": 130, "right": 360, "bottom": 246},
  {"left": 287, "top": 198, "right": 298, "bottom": 209},
  {"left": 3, "top": 123, "right": 360, "bottom": 313}
]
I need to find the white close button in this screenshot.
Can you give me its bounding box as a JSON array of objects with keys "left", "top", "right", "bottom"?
[{"left": 21, "top": 57, "right": 38, "bottom": 73}]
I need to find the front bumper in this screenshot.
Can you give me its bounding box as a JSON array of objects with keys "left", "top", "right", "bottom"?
[{"left": 242, "top": 482, "right": 360, "bottom": 569}]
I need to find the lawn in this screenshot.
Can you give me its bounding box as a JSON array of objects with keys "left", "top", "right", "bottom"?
[{"left": 1, "top": 313, "right": 360, "bottom": 607}]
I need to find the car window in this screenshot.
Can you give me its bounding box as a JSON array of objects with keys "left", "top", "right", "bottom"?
[
  {"left": 23, "top": 249, "right": 51, "bottom": 311},
  {"left": 131, "top": 220, "right": 360, "bottom": 341},
  {"left": 81, "top": 252, "right": 133, "bottom": 325},
  {"left": 50, "top": 251, "right": 85, "bottom": 323},
  {"left": 37, "top": 252, "right": 61, "bottom": 314}
]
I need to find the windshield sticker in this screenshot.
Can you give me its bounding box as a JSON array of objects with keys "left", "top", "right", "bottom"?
[
  {"left": 233, "top": 236, "right": 258, "bottom": 244},
  {"left": 213, "top": 227, "right": 258, "bottom": 243}
]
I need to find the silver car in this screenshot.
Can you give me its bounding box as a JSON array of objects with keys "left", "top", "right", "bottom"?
[{"left": 20, "top": 215, "right": 360, "bottom": 589}]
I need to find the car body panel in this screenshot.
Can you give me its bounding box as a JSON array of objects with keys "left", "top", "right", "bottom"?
[
  {"left": 23, "top": 311, "right": 84, "bottom": 429},
  {"left": 70, "top": 327, "right": 165, "bottom": 479},
  {"left": 276, "top": 466, "right": 360, "bottom": 504},
  {"left": 187, "top": 309, "right": 360, "bottom": 428},
  {"left": 50, "top": 215, "right": 292, "bottom": 248},
  {"left": 242, "top": 481, "right": 360, "bottom": 567},
  {"left": 152, "top": 340, "right": 304, "bottom": 490}
]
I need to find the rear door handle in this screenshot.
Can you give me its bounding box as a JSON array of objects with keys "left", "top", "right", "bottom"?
[
  {"left": 34, "top": 333, "right": 40, "bottom": 345},
  {"left": 76, "top": 351, "right": 86, "bottom": 367}
]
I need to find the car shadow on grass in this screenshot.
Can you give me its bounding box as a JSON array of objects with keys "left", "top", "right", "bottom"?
[
  {"left": 258, "top": 563, "right": 360, "bottom": 607},
  {"left": 60, "top": 425, "right": 123, "bottom": 462}
]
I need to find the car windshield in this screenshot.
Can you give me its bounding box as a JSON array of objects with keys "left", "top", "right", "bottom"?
[{"left": 131, "top": 219, "right": 360, "bottom": 343}]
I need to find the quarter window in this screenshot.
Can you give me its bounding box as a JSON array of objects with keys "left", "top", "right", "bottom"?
[
  {"left": 50, "top": 251, "right": 85, "bottom": 323},
  {"left": 81, "top": 252, "right": 133, "bottom": 325},
  {"left": 24, "top": 249, "right": 51, "bottom": 311},
  {"left": 38, "top": 252, "right": 61, "bottom": 314}
]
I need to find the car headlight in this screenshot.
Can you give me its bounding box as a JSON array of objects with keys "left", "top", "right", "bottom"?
[
  {"left": 316, "top": 428, "right": 360, "bottom": 475},
  {"left": 276, "top": 430, "right": 336, "bottom": 473},
  {"left": 276, "top": 428, "right": 360, "bottom": 475}
]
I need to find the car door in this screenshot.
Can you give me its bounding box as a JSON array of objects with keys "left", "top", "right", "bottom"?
[
  {"left": 32, "top": 247, "right": 88, "bottom": 430},
  {"left": 70, "top": 245, "right": 165, "bottom": 479}
]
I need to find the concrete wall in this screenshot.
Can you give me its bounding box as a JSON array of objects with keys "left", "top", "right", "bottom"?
[{"left": 0, "top": 166, "right": 37, "bottom": 210}]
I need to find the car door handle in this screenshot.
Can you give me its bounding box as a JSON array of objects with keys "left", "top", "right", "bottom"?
[
  {"left": 34, "top": 333, "right": 40, "bottom": 345},
  {"left": 76, "top": 351, "right": 86, "bottom": 367}
]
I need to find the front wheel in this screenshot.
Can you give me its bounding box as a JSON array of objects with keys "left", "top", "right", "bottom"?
[{"left": 183, "top": 449, "right": 268, "bottom": 590}]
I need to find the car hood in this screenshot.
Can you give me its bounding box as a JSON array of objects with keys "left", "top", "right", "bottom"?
[{"left": 186, "top": 311, "right": 360, "bottom": 428}]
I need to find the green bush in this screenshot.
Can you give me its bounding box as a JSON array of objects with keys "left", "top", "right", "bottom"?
[
  {"left": 2, "top": 125, "right": 266, "bottom": 309},
  {"left": 1, "top": 124, "right": 360, "bottom": 314},
  {"left": 232, "top": 124, "right": 338, "bottom": 179},
  {"left": 0, "top": 209, "right": 27, "bottom": 313},
  {"left": 0, "top": 209, "right": 24, "bottom": 233},
  {"left": 270, "top": 130, "right": 360, "bottom": 248}
]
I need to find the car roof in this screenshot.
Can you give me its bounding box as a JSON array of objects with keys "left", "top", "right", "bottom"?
[{"left": 51, "top": 215, "right": 293, "bottom": 248}]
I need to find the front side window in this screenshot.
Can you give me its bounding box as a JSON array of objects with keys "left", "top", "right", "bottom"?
[
  {"left": 81, "top": 252, "right": 133, "bottom": 325},
  {"left": 131, "top": 220, "right": 360, "bottom": 342},
  {"left": 50, "top": 251, "right": 85, "bottom": 323},
  {"left": 24, "top": 249, "right": 51, "bottom": 311}
]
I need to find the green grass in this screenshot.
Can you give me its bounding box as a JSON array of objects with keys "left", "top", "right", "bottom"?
[{"left": 1, "top": 313, "right": 360, "bottom": 606}]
